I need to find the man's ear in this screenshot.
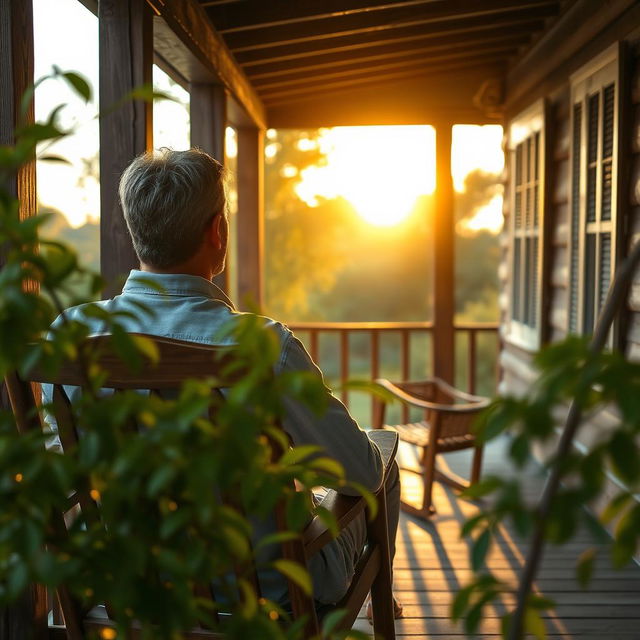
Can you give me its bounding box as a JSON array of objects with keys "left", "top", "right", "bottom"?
[{"left": 209, "top": 214, "right": 224, "bottom": 250}]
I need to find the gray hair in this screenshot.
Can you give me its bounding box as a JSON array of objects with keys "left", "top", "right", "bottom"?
[{"left": 118, "top": 148, "right": 226, "bottom": 268}]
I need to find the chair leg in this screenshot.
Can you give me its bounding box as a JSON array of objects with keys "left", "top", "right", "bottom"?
[
  {"left": 471, "top": 446, "right": 484, "bottom": 485},
  {"left": 368, "top": 487, "right": 396, "bottom": 640},
  {"left": 420, "top": 444, "right": 438, "bottom": 517}
]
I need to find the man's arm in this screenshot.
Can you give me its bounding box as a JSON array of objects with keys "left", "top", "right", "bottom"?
[{"left": 278, "top": 333, "right": 384, "bottom": 495}]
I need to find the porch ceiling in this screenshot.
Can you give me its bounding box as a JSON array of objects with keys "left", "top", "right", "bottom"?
[{"left": 197, "top": 0, "right": 565, "bottom": 127}]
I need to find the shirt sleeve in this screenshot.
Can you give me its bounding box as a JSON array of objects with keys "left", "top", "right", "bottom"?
[{"left": 278, "top": 332, "right": 384, "bottom": 495}]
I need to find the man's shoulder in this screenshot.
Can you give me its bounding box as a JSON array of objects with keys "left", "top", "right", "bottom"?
[{"left": 50, "top": 298, "right": 115, "bottom": 331}]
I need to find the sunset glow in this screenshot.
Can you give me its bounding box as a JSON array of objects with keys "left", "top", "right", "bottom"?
[
  {"left": 295, "top": 126, "right": 435, "bottom": 227},
  {"left": 293, "top": 124, "right": 504, "bottom": 231}
]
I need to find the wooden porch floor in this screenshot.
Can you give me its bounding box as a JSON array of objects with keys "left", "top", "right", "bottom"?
[{"left": 353, "top": 436, "right": 640, "bottom": 638}]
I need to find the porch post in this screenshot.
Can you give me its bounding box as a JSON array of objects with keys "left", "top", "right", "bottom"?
[
  {"left": 99, "top": 0, "right": 153, "bottom": 295},
  {"left": 432, "top": 122, "right": 455, "bottom": 384},
  {"left": 190, "top": 83, "right": 229, "bottom": 293},
  {"left": 236, "top": 126, "right": 264, "bottom": 310},
  {"left": 0, "top": 5, "right": 48, "bottom": 638}
]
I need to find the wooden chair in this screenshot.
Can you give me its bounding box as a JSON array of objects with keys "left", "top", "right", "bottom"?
[
  {"left": 5, "top": 335, "right": 398, "bottom": 639},
  {"left": 372, "top": 378, "right": 490, "bottom": 520}
]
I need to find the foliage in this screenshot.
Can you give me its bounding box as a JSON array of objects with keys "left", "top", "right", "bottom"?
[
  {"left": 0, "top": 71, "right": 370, "bottom": 639},
  {"left": 452, "top": 335, "right": 640, "bottom": 638}
]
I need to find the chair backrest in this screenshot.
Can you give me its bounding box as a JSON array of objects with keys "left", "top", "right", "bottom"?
[
  {"left": 5, "top": 334, "right": 319, "bottom": 639},
  {"left": 389, "top": 378, "right": 490, "bottom": 440}
]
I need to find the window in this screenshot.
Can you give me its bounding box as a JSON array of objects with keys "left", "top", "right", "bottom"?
[
  {"left": 507, "top": 101, "right": 546, "bottom": 350},
  {"left": 568, "top": 45, "right": 620, "bottom": 336}
]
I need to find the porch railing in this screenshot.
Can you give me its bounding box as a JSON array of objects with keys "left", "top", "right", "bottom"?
[{"left": 288, "top": 321, "right": 500, "bottom": 426}]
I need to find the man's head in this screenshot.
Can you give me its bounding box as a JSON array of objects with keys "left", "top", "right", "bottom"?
[{"left": 119, "top": 148, "right": 227, "bottom": 274}]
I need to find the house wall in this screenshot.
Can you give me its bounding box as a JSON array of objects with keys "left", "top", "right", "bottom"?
[{"left": 499, "top": 23, "right": 640, "bottom": 519}]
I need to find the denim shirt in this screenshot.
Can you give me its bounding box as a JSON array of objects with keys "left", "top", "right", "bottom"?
[{"left": 43, "top": 270, "right": 384, "bottom": 604}]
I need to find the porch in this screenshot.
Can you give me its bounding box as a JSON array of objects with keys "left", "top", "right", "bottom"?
[{"left": 2, "top": 0, "right": 640, "bottom": 638}]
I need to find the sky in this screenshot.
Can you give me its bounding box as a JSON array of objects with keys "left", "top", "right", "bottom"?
[{"left": 32, "top": 0, "right": 504, "bottom": 233}]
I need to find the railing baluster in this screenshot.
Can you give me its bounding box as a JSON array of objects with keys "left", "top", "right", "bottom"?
[
  {"left": 370, "top": 330, "right": 379, "bottom": 425},
  {"left": 340, "top": 330, "right": 349, "bottom": 405},
  {"left": 310, "top": 329, "right": 319, "bottom": 364},
  {"left": 401, "top": 330, "right": 410, "bottom": 423},
  {"left": 468, "top": 329, "right": 477, "bottom": 395}
]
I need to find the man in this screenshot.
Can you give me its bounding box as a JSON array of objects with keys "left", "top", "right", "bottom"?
[{"left": 46, "top": 148, "right": 401, "bottom": 613}]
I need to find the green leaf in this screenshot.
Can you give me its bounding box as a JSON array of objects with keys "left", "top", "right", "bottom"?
[
  {"left": 308, "top": 456, "right": 344, "bottom": 480},
  {"left": 524, "top": 606, "right": 547, "bottom": 640},
  {"left": 60, "top": 71, "right": 92, "bottom": 103},
  {"left": 272, "top": 560, "right": 312, "bottom": 596},
  {"left": 280, "top": 445, "right": 322, "bottom": 466},
  {"left": 576, "top": 547, "right": 597, "bottom": 588},
  {"left": 314, "top": 506, "right": 339, "bottom": 538},
  {"left": 321, "top": 609, "right": 347, "bottom": 635},
  {"left": 460, "top": 513, "right": 485, "bottom": 538},
  {"left": 348, "top": 481, "right": 378, "bottom": 520},
  {"left": 451, "top": 584, "right": 473, "bottom": 620},
  {"left": 255, "top": 531, "right": 300, "bottom": 553},
  {"left": 461, "top": 475, "right": 503, "bottom": 499},
  {"left": 131, "top": 334, "right": 159, "bottom": 365},
  {"left": 527, "top": 594, "right": 556, "bottom": 611},
  {"left": 38, "top": 154, "right": 71, "bottom": 164},
  {"left": 608, "top": 431, "right": 640, "bottom": 484},
  {"left": 601, "top": 492, "right": 633, "bottom": 525},
  {"left": 471, "top": 528, "right": 491, "bottom": 571}
]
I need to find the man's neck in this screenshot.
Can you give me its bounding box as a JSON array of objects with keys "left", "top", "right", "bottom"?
[{"left": 139, "top": 262, "right": 211, "bottom": 280}]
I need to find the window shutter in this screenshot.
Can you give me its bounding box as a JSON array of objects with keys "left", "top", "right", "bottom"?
[
  {"left": 601, "top": 83, "right": 614, "bottom": 221},
  {"left": 569, "top": 103, "right": 582, "bottom": 334}
]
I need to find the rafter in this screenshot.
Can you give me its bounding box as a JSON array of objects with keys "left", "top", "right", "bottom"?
[
  {"left": 221, "top": 0, "right": 559, "bottom": 51},
  {"left": 260, "top": 54, "right": 507, "bottom": 104},
  {"left": 246, "top": 31, "right": 528, "bottom": 80},
  {"left": 254, "top": 44, "right": 516, "bottom": 92},
  {"left": 236, "top": 14, "right": 546, "bottom": 67},
  {"left": 203, "top": 0, "right": 441, "bottom": 32}
]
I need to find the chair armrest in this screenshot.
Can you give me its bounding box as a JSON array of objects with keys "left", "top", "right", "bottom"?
[
  {"left": 303, "top": 432, "right": 398, "bottom": 557},
  {"left": 375, "top": 378, "right": 490, "bottom": 414},
  {"left": 303, "top": 491, "right": 365, "bottom": 557},
  {"left": 367, "top": 429, "right": 398, "bottom": 471}
]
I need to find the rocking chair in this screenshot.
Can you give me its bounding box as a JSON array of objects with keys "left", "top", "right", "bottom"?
[{"left": 372, "top": 378, "right": 490, "bottom": 519}]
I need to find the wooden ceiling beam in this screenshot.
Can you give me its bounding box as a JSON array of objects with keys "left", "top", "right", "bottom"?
[
  {"left": 203, "top": 0, "right": 440, "bottom": 32},
  {"left": 254, "top": 44, "right": 516, "bottom": 92},
  {"left": 222, "top": 0, "right": 559, "bottom": 51},
  {"left": 237, "top": 15, "right": 546, "bottom": 67},
  {"left": 261, "top": 55, "right": 507, "bottom": 104},
  {"left": 147, "top": 0, "right": 266, "bottom": 129},
  {"left": 247, "top": 31, "right": 529, "bottom": 80},
  {"left": 265, "top": 65, "right": 504, "bottom": 126}
]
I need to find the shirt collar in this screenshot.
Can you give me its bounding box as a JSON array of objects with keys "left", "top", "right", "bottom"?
[{"left": 122, "top": 270, "right": 235, "bottom": 310}]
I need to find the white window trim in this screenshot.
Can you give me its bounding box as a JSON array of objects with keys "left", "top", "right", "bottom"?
[
  {"left": 568, "top": 43, "right": 620, "bottom": 339},
  {"left": 506, "top": 99, "right": 546, "bottom": 352}
]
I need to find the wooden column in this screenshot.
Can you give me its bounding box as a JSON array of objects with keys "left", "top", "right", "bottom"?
[
  {"left": 0, "top": 7, "right": 47, "bottom": 640},
  {"left": 99, "top": 0, "right": 153, "bottom": 295},
  {"left": 432, "top": 122, "right": 455, "bottom": 384},
  {"left": 190, "top": 83, "right": 228, "bottom": 292},
  {"left": 236, "top": 126, "right": 264, "bottom": 310}
]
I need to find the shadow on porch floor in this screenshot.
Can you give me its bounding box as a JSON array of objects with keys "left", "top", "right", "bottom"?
[{"left": 353, "top": 436, "right": 640, "bottom": 638}]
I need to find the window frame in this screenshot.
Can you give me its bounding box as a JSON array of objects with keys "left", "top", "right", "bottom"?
[
  {"left": 506, "top": 99, "right": 548, "bottom": 352},
  {"left": 568, "top": 43, "right": 621, "bottom": 340}
]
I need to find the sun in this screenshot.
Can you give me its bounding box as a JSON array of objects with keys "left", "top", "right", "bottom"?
[{"left": 295, "top": 126, "right": 435, "bottom": 227}]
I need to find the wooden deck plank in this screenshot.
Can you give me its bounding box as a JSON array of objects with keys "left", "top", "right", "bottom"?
[{"left": 363, "top": 435, "right": 640, "bottom": 638}]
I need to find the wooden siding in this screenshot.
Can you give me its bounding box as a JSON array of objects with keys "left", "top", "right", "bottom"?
[
  {"left": 500, "top": 27, "right": 640, "bottom": 546},
  {"left": 626, "top": 44, "right": 640, "bottom": 362},
  {"left": 548, "top": 91, "right": 571, "bottom": 344}
]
